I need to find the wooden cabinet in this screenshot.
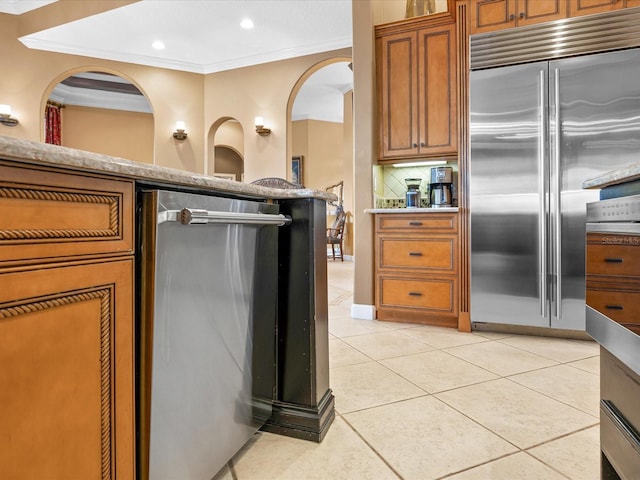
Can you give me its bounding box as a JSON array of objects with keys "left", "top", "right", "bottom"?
[
  {"left": 375, "top": 212, "right": 459, "bottom": 327},
  {"left": 586, "top": 232, "right": 640, "bottom": 331},
  {"left": 0, "top": 162, "right": 135, "bottom": 479},
  {"left": 470, "top": 0, "right": 566, "bottom": 34},
  {"left": 376, "top": 13, "right": 457, "bottom": 162},
  {"left": 569, "top": 0, "right": 626, "bottom": 18}
]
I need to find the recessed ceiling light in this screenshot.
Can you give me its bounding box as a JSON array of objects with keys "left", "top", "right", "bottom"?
[
  {"left": 152, "top": 40, "right": 165, "bottom": 50},
  {"left": 240, "top": 18, "right": 254, "bottom": 29}
]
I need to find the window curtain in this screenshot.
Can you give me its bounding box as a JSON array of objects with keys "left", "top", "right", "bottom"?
[{"left": 45, "top": 102, "right": 62, "bottom": 145}]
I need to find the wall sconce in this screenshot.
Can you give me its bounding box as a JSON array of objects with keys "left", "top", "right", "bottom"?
[
  {"left": 0, "top": 104, "right": 19, "bottom": 127},
  {"left": 255, "top": 117, "right": 271, "bottom": 136},
  {"left": 173, "top": 121, "right": 187, "bottom": 140}
]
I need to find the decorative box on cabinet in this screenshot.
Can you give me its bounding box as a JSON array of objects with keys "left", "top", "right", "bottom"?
[
  {"left": 376, "top": 12, "right": 457, "bottom": 162},
  {"left": 0, "top": 161, "right": 135, "bottom": 479},
  {"left": 375, "top": 213, "right": 459, "bottom": 327},
  {"left": 470, "top": 0, "right": 566, "bottom": 34}
]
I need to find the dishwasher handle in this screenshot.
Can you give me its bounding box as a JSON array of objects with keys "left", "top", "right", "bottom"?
[{"left": 161, "top": 208, "right": 292, "bottom": 226}]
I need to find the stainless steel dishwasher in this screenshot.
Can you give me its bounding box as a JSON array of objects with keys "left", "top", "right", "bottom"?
[{"left": 137, "top": 189, "right": 289, "bottom": 480}]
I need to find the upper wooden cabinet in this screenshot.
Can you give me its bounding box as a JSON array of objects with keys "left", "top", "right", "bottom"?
[
  {"left": 569, "top": 0, "right": 626, "bottom": 17},
  {"left": 376, "top": 13, "right": 457, "bottom": 162},
  {"left": 470, "top": 0, "right": 566, "bottom": 34}
]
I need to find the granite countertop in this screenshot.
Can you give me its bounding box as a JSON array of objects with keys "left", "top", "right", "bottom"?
[
  {"left": 365, "top": 207, "right": 459, "bottom": 213},
  {"left": 582, "top": 161, "right": 640, "bottom": 189},
  {"left": 0, "top": 135, "right": 337, "bottom": 202}
]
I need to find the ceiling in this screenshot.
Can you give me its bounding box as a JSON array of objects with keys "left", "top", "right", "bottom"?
[{"left": 1, "top": 0, "right": 353, "bottom": 122}]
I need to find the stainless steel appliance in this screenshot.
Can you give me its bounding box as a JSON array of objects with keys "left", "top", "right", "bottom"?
[
  {"left": 429, "top": 166, "right": 452, "bottom": 208},
  {"left": 405, "top": 177, "right": 422, "bottom": 208},
  {"left": 585, "top": 193, "right": 640, "bottom": 479},
  {"left": 137, "top": 189, "right": 290, "bottom": 480},
  {"left": 470, "top": 46, "right": 640, "bottom": 331}
]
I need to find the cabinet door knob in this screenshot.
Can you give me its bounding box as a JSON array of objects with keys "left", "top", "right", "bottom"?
[
  {"left": 420, "top": 142, "right": 426, "bottom": 148},
  {"left": 408, "top": 292, "right": 423, "bottom": 297},
  {"left": 605, "top": 258, "right": 623, "bottom": 263},
  {"left": 509, "top": 14, "right": 515, "bottom": 20},
  {"left": 412, "top": 143, "right": 418, "bottom": 148},
  {"left": 409, "top": 252, "right": 423, "bottom": 256},
  {"left": 519, "top": 12, "right": 525, "bottom": 19}
]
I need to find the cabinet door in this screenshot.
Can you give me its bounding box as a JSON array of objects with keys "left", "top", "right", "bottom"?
[
  {"left": 569, "top": 0, "right": 625, "bottom": 17},
  {"left": 517, "top": 0, "right": 566, "bottom": 26},
  {"left": 377, "top": 31, "right": 420, "bottom": 159},
  {"left": 418, "top": 22, "right": 457, "bottom": 156},
  {"left": 0, "top": 259, "right": 134, "bottom": 480},
  {"left": 470, "top": 0, "right": 517, "bottom": 34}
]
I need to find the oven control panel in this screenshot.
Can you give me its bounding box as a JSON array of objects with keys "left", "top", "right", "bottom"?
[{"left": 587, "top": 193, "right": 640, "bottom": 223}]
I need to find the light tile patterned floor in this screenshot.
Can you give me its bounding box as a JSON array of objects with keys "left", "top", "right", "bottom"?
[{"left": 219, "top": 260, "right": 601, "bottom": 480}]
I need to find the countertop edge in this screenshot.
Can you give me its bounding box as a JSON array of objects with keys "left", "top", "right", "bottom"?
[
  {"left": 0, "top": 135, "right": 337, "bottom": 202},
  {"left": 365, "top": 207, "right": 459, "bottom": 214},
  {"left": 582, "top": 162, "right": 640, "bottom": 189}
]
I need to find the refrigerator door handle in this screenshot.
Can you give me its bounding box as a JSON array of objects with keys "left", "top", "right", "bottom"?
[
  {"left": 538, "top": 69, "right": 547, "bottom": 319},
  {"left": 553, "top": 68, "right": 562, "bottom": 321}
]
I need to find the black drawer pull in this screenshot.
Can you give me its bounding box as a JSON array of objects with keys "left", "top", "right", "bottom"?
[
  {"left": 409, "top": 252, "right": 423, "bottom": 256},
  {"left": 606, "top": 305, "right": 624, "bottom": 310},
  {"left": 409, "top": 221, "right": 423, "bottom": 226},
  {"left": 408, "top": 292, "right": 423, "bottom": 297},
  {"left": 605, "top": 258, "right": 623, "bottom": 263}
]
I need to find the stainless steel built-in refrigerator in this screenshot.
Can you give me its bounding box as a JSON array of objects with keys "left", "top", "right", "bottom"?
[{"left": 470, "top": 48, "right": 640, "bottom": 331}]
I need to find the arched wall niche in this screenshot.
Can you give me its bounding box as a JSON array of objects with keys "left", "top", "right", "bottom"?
[
  {"left": 42, "top": 67, "right": 155, "bottom": 164},
  {"left": 207, "top": 117, "right": 244, "bottom": 180}
]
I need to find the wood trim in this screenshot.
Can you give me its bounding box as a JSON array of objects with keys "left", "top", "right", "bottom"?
[{"left": 456, "top": 0, "right": 472, "bottom": 332}]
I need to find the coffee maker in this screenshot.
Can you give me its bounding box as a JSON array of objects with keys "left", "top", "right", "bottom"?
[
  {"left": 405, "top": 178, "right": 422, "bottom": 208},
  {"left": 428, "top": 167, "right": 453, "bottom": 207}
]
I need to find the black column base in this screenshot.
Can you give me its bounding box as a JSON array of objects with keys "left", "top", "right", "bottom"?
[{"left": 261, "top": 389, "right": 335, "bottom": 443}]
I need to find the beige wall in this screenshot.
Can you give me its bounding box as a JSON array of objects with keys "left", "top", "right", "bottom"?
[
  {"left": 63, "top": 105, "right": 154, "bottom": 164},
  {"left": 203, "top": 48, "right": 352, "bottom": 183},
  {"left": 292, "top": 119, "right": 343, "bottom": 189}
]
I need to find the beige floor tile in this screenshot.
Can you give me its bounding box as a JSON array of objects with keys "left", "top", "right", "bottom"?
[
  {"left": 344, "top": 396, "right": 518, "bottom": 480},
  {"left": 329, "top": 337, "right": 371, "bottom": 367},
  {"left": 445, "top": 341, "right": 558, "bottom": 376},
  {"left": 528, "top": 426, "right": 600, "bottom": 480},
  {"left": 436, "top": 378, "right": 598, "bottom": 449},
  {"left": 329, "top": 316, "right": 390, "bottom": 338},
  {"left": 330, "top": 361, "right": 425, "bottom": 413},
  {"left": 567, "top": 356, "right": 600, "bottom": 375},
  {"left": 381, "top": 350, "right": 499, "bottom": 393},
  {"left": 375, "top": 320, "right": 422, "bottom": 330},
  {"left": 498, "top": 335, "right": 599, "bottom": 363},
  {"left": 403, "top": 324, "right": 489, "bottom": 348},
  {"left": 232, "top": 418, "right": 398, "bottom": 480},
  {"left": 328, "top": 303, "right": 352, "bottom": 319},
  {"left": 509, "top": 364, "right": 600, "bottom": 416},
  {"left": 341, "top": 330, "right": 435, "bottom": 360},
  {"left": 444, "top": 452, "right": 566, "bottom": 479},
  {"left": 212, "top": 464, "right": 234, "bottom": 480},
  {"left": 471, "top": 330, "right": 514, "bottom": 340}
]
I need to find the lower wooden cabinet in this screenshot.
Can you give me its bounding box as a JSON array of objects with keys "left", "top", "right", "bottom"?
[
  {"left": 586, "top": 232, "right": 640, "bottom": 332},
  {"left": 375, "top": 212, "right": 459, "bottom": 327},
  {"left": 0, "top": 258, "right": 135, "bottom": 479}
]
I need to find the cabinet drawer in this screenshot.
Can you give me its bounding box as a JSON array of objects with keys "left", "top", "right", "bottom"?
[
  {"left": 586, "top": 234, "right": 640, "bottom": 277},
  {"left": 379, "top": 237, "right": 456, "bottom": 272},
  {"left": 587, "top": 276, "right": 640, "bottom": 328},
  {"left": 0, "top": 163, "right": 134, "bottom": 265},
  {"left": 378, "top": 275, "right": 457, "bottom": 314},
  {"left": 376, "top": 213, "right": 457, "bottom": 233}
]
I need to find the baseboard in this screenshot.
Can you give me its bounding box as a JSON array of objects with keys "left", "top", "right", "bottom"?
[
  {"left": 351, "top": 303, "right": 376, "bottom": 320},
  {"left": 261, "top": 390, "right": 335, "bottom": 443}
]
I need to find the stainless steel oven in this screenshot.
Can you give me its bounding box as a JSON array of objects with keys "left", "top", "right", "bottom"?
[{"left": 586, "top": 193, "right": 640, "bottom": 479}]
